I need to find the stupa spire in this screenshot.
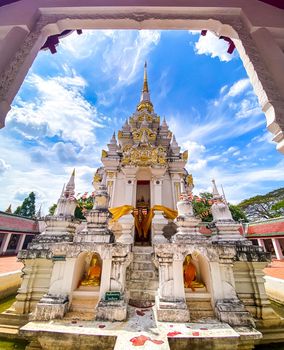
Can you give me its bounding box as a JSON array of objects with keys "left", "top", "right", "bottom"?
[
  {"left": 212, "top": 179, "right": 221, "bottom": 199},
  {"left": 65, "top": 169, "right": 75, "bottom": 197},
  {"left": 137, "top": 62, "right": 153, "bottom": 113},
  {"left": 143, "top": 61, "right": 149, "bottom": 93}
]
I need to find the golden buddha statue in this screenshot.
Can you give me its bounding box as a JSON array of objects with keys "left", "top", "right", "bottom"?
[
  {"left": 79, "top": 255, "right": 102, "bottom": 287},
  {"left": 183, "top": 255, "right": 205, "bottom": 292}
]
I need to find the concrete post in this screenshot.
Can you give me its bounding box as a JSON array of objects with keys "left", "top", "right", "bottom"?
[
  {"left": 0, "top": 233, "right": 12, "bottom": 254},
  {"left": 257, "top": 238, "right": 266, "bottom": 252},
  {"left": 272, "top": 238, "right": 284, "bottom": 260},
  {"left": 16, "top": 234, "right": 26, "bottom": 253}
]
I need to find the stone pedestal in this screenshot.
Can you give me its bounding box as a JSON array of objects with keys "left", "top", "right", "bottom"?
[
  {"left": 211, "top": 221, "right": 245, "bottom": 242},
  {"left": 152, "top": 211, "right": 168, "bottom": 243},
  {"left": 75, "top": 208, "right": 114, "bottom": 243},
  {"left": 116, "top": 214, "right": 134, "bottom": 244},
  {"left": 215, "top": 299, "right": 254, "bottom": 327},
  {"left": 96, "top": 298, "right": 127, "bottom": 321},
  {"left": 156, "top": 295, "right": 190, "bottom": 322},
  {"left": 32, "top": 294, "right": 69, "bottom": 321}
]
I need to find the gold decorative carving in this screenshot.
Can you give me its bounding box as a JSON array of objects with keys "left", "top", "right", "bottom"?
[
  {"left": 122, "top": 144, "right": 166, "bottom": 167},
  {"left": 93, "top": 174, "right": 102, "bottom": 183},
  {"left": 101, "top": 149, "right": 108, "bottom": 158},
  {"left": 132, "top": 127, "right": 156, "bottom": 142},
  {"left": 186, "top": 174, "right": 194, "bottom": 186},
  {"left": 182, "top": 150, "right": 189, "bottom": 161},
  {"left": 107, "top": 172, "right": 115, "bottom": 178}
]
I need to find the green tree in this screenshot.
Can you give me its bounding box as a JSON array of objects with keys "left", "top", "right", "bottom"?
[
  {"left": 49, "top": 203, "right": 57, "bottom": 215},
  {"left": 14, "top": 192, "right": 36, "bottom": 218},
  {"left": 192, "top": 192, "right": 247, "bottom": 222},
  {"left": 192, "top": 192, "right": 213, "bottom": 222},
  {"left": 238, "top": 187, "right": 284, "bottom": 221}
]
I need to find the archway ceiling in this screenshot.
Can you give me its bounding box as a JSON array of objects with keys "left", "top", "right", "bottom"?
[{"left": 1, "top": 0, "right": 284, "bottom": 9}]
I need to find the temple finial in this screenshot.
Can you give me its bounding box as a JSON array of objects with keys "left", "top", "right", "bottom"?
[
  {"left": 143, "top": 61, "right": 149, "bottom": 93},
  {"left": 5, "top": 204, "right": 12, "bottom": 213},
  {"left": 72, "top": 168, "right": 75, "bottom": 177}
]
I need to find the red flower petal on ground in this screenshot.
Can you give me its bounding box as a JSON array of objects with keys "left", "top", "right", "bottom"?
[
  {"left": 130, "top": 335, "right": 150, "bottom": 346},
  {"left": 151, "top": 339, "right": 164, "bottom": 345},
  {"left": 98, "top": 324, "right": 105, "bottom": 328},
  {"left": 136, "top": 310, "right": 145, "bottom": 316},
  {"left": 167, "top": 331, "right": 182, "bottom": 337},
  {"left": 192, "top": 331, "right": 200, "bottom": 336}
]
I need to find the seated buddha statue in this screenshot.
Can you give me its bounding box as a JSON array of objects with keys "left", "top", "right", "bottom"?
[
  {"left": 183, "top": 255, "right": 205, "bottom": 292},
  {"left": 79, "top": 255, "right": 102, "bottom": 287}
]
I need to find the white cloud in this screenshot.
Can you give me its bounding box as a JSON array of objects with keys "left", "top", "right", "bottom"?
[
  {"left": 7, "top": 73, "right": 103, "bottom": 147},
  {"left": 0, "top": 159, "right": 10, "bottom": 175},
  {"left": 193, "top": 31, "right": 234, "bottom": 62},
  {"left": 227, "top": 78, "right": 250, "bottom": 97}
]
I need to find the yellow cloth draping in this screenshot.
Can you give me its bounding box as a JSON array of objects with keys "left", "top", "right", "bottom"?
[
  {"left": 109, "top": 205, "right": 134, "bottom": 222},
  {"left": 109, "top": 204, "right": 178, "bottom": 240},
  {"left": 152, "top": 205, "right": 178, "bottom": 220}
]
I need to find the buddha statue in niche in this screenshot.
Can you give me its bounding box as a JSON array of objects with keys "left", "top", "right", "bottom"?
[
  {"left": 183, "top": 255, "right": 205, "bottom": 292},
  {"left": 79, "top": 254, "right": 102, "bottom": 287}
]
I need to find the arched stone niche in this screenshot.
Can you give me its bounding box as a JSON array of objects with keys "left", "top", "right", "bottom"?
[
  {"left": 72, "top": 251, "right": 102, "bottom": 291},
  {"left": 183, "top": 252, "right": 211, "bottom": 293},
  {"left": 0, "top": 3, "right": 284, "bottom": 152}
]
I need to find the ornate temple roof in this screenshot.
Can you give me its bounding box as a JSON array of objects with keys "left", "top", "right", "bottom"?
[{"left": 101, "top": 63, "right": 188, "bottom": 168}]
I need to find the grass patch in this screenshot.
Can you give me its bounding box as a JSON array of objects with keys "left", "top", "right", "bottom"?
[
  {"left": 0, "top": 295, "right": 16, "bottom": 313},
  {"left": 0, "top": 338, "right": 28, "bottom": 350}
]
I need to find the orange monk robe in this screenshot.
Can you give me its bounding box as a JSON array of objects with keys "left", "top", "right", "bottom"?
[{"left": 183, "top": 261, "right": 197, "bottom": 291}]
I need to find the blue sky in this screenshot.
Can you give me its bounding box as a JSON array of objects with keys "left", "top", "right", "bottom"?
[{"left": 0, "top": 29, "right": 283, "bottom": 213}]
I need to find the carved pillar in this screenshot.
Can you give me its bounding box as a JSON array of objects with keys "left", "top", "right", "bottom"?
[
  {"left": 233, "top": 20, "right": 284, "bottom": 153},
  {"left": 96, "top": 247, "right": 131, "bottom": 322},
  {"left": 155, "top": 250, "right": 189, "bottom": 322},
  {"left": 214, "top": 244, "right": 254, "bottom": 327},
  {"left": 14, "top": 258, "right": 53, "bottom": 315}
]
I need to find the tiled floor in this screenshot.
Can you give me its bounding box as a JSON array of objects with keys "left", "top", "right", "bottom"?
[
  {"left": 264, "top": 259, "right": 284, "bottom": 280},
  {"left": 0, "top": 256, "right": 23, "bottom": 274}
]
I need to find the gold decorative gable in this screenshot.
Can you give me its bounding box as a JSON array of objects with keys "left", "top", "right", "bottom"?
[
  {"left": 132, "top": 128, "right": 156, "bottom": 142},
  {"left": 122, "top": 144, "right": 166, "bottom": 166}
]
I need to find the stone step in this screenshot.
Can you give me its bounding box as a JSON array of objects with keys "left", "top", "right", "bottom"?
[
  {"left": 0, "top": 312, "right": 28, "bottom": 327},
  {"left": 133, "top": 253, "right": 153, "bottom": 262},
  {"left": 127, "top": 279, "right": 158, "bottom": 290},
  {"left": 129, "top": 290, "right": 156, "bottom": 301},
  {"left": 129, "top": 270, "right": 157, "bottom": 280},
  {"left": 186, "top": 300, "right": 213, "bottom": 311},
  {"left": 132, "top": 246, "right": 153, "bottom": 253},
  {"left": 131, "top": 261, "right": 154, "bottom": 270},
  {"left": 0, "top": 323, "right": 20, "bottom": 339},
  {"left": 71, "top": 294, "right": 99, "bottom": 313},
  {"left": 190, "top": 310, "right": 215, "bottom": 321}
]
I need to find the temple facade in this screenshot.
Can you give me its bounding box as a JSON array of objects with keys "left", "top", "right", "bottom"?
[{"left": 11, "top": 65, "right": 284, "bottom": 349}]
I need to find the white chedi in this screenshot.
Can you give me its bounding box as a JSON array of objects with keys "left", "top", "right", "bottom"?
[
  {"left": 54, "top": 170, "right": 77, "bottom": 218},
  {"left": 211, "top": 180, "right": 233, "bottom": 222}
]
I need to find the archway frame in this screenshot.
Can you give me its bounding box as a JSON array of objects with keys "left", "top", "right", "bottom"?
[{"left": 0, "top": 3, "right": 284, "bottom": 153}]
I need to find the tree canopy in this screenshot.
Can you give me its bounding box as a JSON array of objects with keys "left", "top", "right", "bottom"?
[
  {"left": 238, "top": 187, "right": 284, "bottom": 221},
  {"left": 14, "top": 192, "right": 36, "bottom": 218},
  {"left": 192, "top": 192, "right": 247, "bottom": 222}
]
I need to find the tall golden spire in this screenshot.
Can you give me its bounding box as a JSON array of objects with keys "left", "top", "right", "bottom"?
[
  {"left": 143, "top": 61, "right": 149, "bottom": 93},
  {"left": 137, "top": 61, "right": 153, "bottom": 113}
]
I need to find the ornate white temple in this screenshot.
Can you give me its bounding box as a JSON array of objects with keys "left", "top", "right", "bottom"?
[{"left": 12, "top": 64, "right": 283, "bottom": 350}]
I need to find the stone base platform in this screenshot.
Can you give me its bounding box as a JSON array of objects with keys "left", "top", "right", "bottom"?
[{"left": 20, "top": 306, "right": 262, "bottom": 350}]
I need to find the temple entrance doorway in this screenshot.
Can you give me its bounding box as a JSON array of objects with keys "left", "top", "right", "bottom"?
[{"left": 134, "top": 180, "right": 151, "bottom": 246}]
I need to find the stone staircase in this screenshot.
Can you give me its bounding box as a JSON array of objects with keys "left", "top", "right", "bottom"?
[
  {"left": 185, "top": 292, "right": 215, "bottom": 321},
  {"left": 69, "top": 288, "right": 100, "bottom": 317},
  {"left": 126, "top": 246, "right": 159, "bottom": 307},
  {"left": 0, "top": 309, "right": 28, "bottom": 339}
]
